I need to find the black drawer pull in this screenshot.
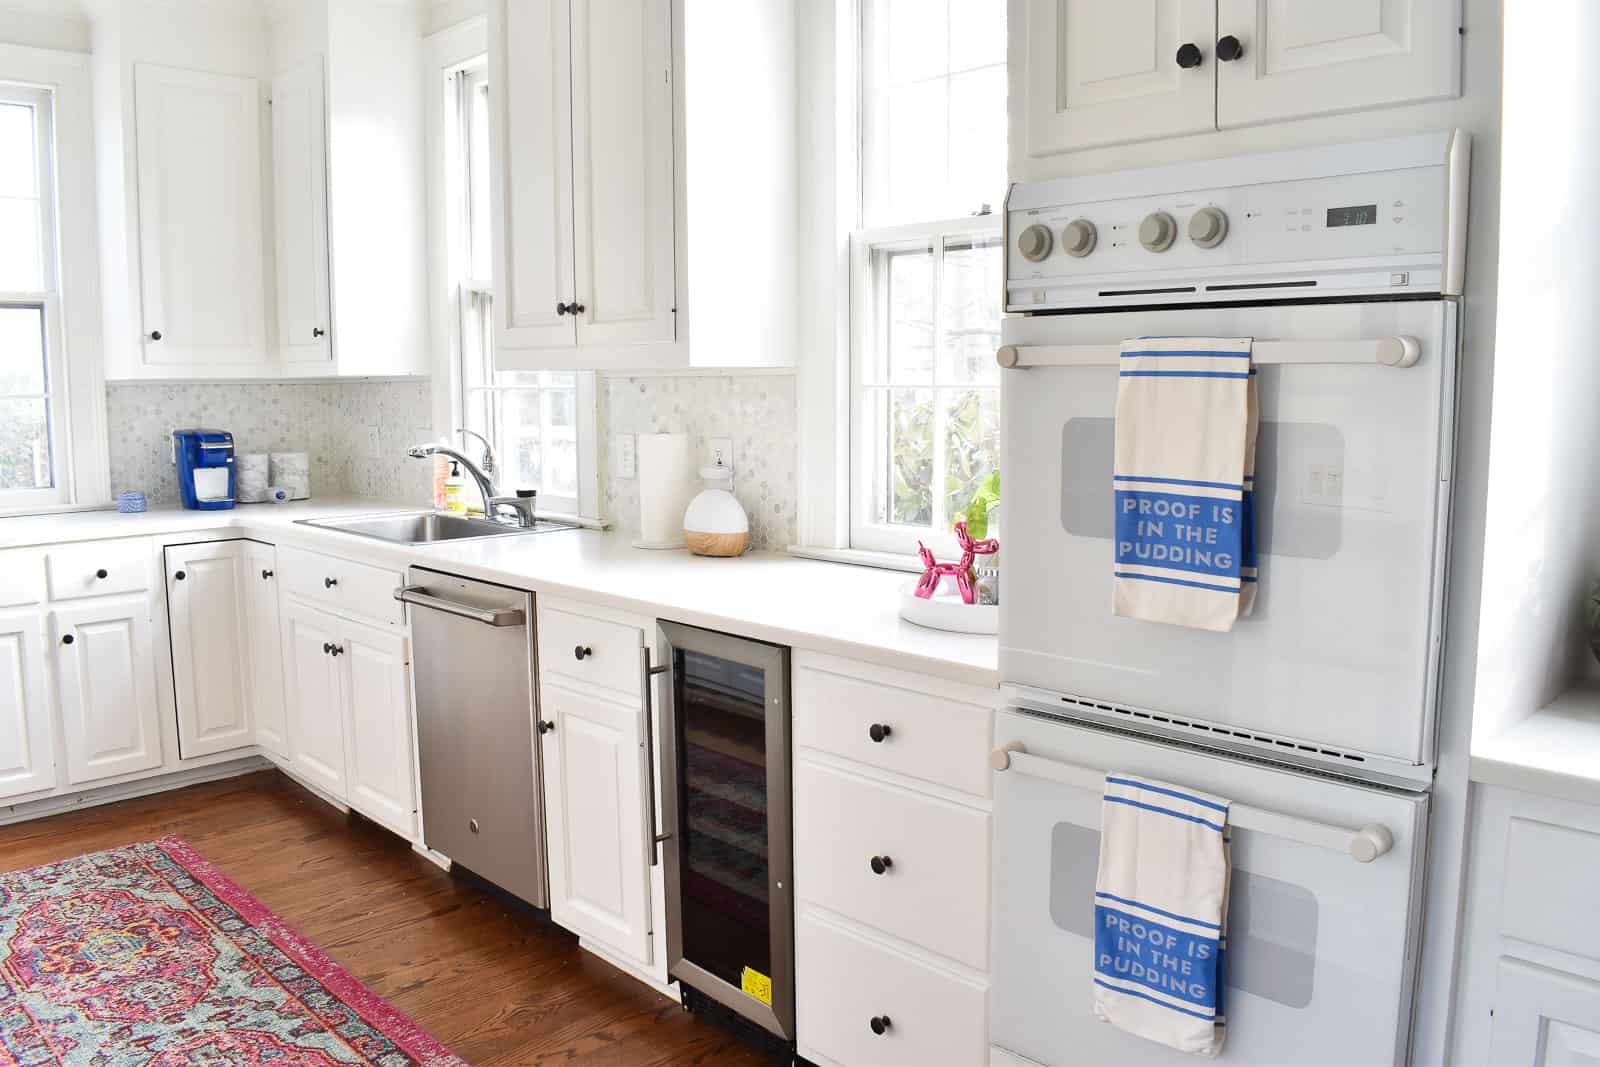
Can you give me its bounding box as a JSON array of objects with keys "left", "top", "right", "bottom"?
[
  {"left": 261, "top": 569, "right": 274, "bottom": 580},
  {"left": 330, "top": 644, "right": 344, "bottom": 656},
  {"left": 538, "top": 720, "right": 556, "bottom": 735},
  {"left": 870, "top": 1015, "right": 892, "bottom": 1036},
  {"left": 61, "top": 633, "right": 74, "bottom": 646},
  {"left": 174, "top": 570, "right": 186, "bottom": 581},
  {"left": 868, "top": 722, "right": 892, "bottom": 743},
  {"left": 323, "top": 642, "right": 333, "bottom": 654},
  {"left": 324, "top": 577, "right": 338, "bottom": 588},
  {"left": 869, "top": 855, "right": 893, "bottom": 875},
  {"left": 574, "top": 644, "right": 592, "bottom": 661},
  {"left": 95, "top": 568, "right": 108, "bottom": 579}
]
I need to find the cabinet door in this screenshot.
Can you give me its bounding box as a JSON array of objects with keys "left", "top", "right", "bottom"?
[
  {"left": 166, "top": 541, "right": 254, "bottom": 759},
  {"left": 541, "top": 678, "right": 653, "bottom": 964},
  {"left": 569, "top": 0, "right": 676, "bottom": 347},
  {"left": 280, "top": 599, "right": 347, "bottom": 798},
  {"left": 490, "top": 0, "right": 578, "bottom": 350},
  {"left": 1489, "top": 958, "right": 1600, "bottom": 1067},
  {"left": 271, "top": 57, "right": 333, "bottom": 368},
  {"left": 133, "top": 64, "right": 268, "bottom": 369},
  {"left": 53, "top": 598, "right": 162, "bottom": 784},
  {"left": 1023, "top": 0, "right": 1216, "bottom": 155},
  {"left": 340, "top": 622, "right": 416, "bottom": 839},
  {"left": 1215, "top": 0, "right": 1460, "bottom": 129},
  {"left": 244, "top": 542, "right": 289, "bottom": 759},
  {"left": 0, "top": 608, "right": 54, "bottom": 800}
]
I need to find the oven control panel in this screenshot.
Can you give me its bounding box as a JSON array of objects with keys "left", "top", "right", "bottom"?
[{"left": 1006, "top": 131, "right": 1465, "bottom": 311}]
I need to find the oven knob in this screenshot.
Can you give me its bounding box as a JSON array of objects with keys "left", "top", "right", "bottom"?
[
  {"left": 1062, "top": 218, "right": 1097, "bottom": 258},
  {"left": 1188, "top": 206, "right": 1229, "bottom": 249},
  {"left": 1018, "top": 223, "right": 1053, "bottom": 262},
  {"left": 1138, "top": 211, "right": 1177, "bottom": 252}
]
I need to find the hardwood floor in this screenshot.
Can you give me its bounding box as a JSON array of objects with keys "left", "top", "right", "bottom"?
[{"left": 0, "top": 770, "right": 783, "bottom": 1067}]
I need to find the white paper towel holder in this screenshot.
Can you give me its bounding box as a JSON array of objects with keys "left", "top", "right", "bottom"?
[{"left": 632, "top": 432, "right": 696, "bottom": 550}]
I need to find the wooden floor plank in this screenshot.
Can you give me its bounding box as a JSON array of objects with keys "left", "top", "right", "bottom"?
[{"left": 0, "top": 770, "right": 784, "bottom": 1066}]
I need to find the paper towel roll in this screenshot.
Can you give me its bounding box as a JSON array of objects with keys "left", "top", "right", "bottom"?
[{"left": 633, "top": 434, "right": 696, "bottom": 549}]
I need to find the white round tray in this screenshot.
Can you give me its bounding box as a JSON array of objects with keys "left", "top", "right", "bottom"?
[{"left": 898, "top": 578, "right": 998, "bottom": 635}]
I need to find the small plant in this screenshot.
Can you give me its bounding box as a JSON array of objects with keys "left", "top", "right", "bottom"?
[{"left": 960, "top": 470, "right": 1001, "bottom": 541}]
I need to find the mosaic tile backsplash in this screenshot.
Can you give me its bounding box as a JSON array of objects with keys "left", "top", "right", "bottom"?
[
  {"left": 105, "top": 380, "right": 436, "bottom": 508},
  {"left": 106, "top": 373, "right": 799, "bottom": 550}
]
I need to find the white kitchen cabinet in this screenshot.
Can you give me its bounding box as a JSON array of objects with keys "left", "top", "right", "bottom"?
[
  {"left": 540, "top": 677, "right": 654, "bottom": 965},
  {"left": 245, "top": 542, "right": 290, "bottom": 760},
  {"left": 340, "top": 622, "right": 416, "bottom": 839},
  {"left": 0, "top": 607, "right": 55, "bottom": 800},
  {"left": 281, "top": 597, "right": 348, "bottom": 799},
  {"left": 1016, "top": 0, "right": 1461, "bottom": 157},
  {"left": 1214, "top": 0, "right": 1461, "bottom": 130},
  {"left": 1023, "top": 0, "right": 1216, "bottom": 155},
  {"left": 271, "top": 56, "right": 333, "bottom": 368},
  {"left": 490, "top": 0, "right": 797, "bottom": 370},
  {"left": 165, "top": 541, "right": 255, "bottom": 759},
  {"left": 132, "top": 63, "right": 269, "bottom": 372},
  {"left": 52, "top": 597, "right": 163, "bottom": 785},
  {"left": 1488, "top": 959, "right": 1600, "bottom": 1067}
]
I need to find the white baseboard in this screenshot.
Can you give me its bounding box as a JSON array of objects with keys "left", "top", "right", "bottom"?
[
  {"left": 578, "top": 936, "right": 676, "bottom": 1000},
  {"left": 412, "top": 841, "right": 452, "bottom": 871},
  {"left": 272, "top": 765, "right": 350, "bottom": 814},
  {"left": 0, "top": 757, "right": 273, "bottom": 828}
]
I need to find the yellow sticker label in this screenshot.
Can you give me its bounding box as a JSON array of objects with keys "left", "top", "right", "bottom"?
[{"left": 741, "top": 966, "right": 773, "bottom": 1006}]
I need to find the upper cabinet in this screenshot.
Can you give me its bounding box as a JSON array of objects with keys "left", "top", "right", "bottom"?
[
  {"left": 490, "top": 0, "right": 798, "bottom": 371},
  {"left": 1019, "top": 0, "right": 1462, "bottom": 157},
  {"left": 93, "top": 0, "right": 428, "bottom": 381}
]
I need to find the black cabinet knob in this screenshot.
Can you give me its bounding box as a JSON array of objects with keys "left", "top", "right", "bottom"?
[
  {"left": 1175, "top": 42, "right": 1203, "bottom": 68},
  {"left": 61, "top": 633, "right": 74, "bottom": 645},
  {"left": 312, "top": 327, "right": 325, "bottom": 337},
  {"left": 1216, "top": 34, "right": 1244, "bottom": 61},
  {"left": 868, "top": 722, "right": 892, "bottom": 743},
  {"left": 869, "top": 1015, "right": 892, "bottom": 1036},
  {"left": 323, "top": 642, "right": 333, "bottom": 654},
  {"left": 149, "top": 330, "right": 162, "bottom": 341},
  {"left": 571, "top": 301, "right": 586, "bottom": 314},
  {"left": 574, "top": 644, "right": 592, "bottom": 661},
  {"left": 174, "top": 570, "right": 186, "bottom": 581},
  {"left": 261, "top": 569, "right": 274, "bottom": 580},
  {"left": 324, "top": 577, "right": 337, "bottom": 588},
  {"left": 869, "top": 855, "right": 893, "bottom": 875},
  {"left": 330, "top": 644, "right": 344, "bottom": 656},
  {"left": 537, "top": 720, "right": 555, "bottom": 735},
  {"left": 556, "top": 301, "right": 572, "bottom": 315},
  {"left": 95, "top": 568, "right": 108, "bottom": 579}
]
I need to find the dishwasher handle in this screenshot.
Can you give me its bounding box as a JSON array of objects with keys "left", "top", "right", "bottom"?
[{"left": 394, "top": 585, "right": 526, "bottom": 628}]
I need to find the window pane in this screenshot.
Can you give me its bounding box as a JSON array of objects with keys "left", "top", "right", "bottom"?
[
  {"left": 0, "top": 397, "right": 50, "bottom": 490},
  {"left": 939, "top": 234, "right": 1002, "bottom": 385},
  {"left": 948, "top": 0, "right": 1006, "bottom": 71},
  {"left": 947, "top": 64, "right": 1007, "bottom": 216},
  {"left": 0, "top": 305, "right": 46, "bottom": 395},
  {"left": 866, "top": 243, "right": 934, "bottom": 385},
  {"left": 866, "top": 386, "right": 932, "bottom": 527},
  {"left": 883, "top": 0, "right": 948, "bottom": 86},
  {"left": 0, "top": 102, "right": 37, "bottom": 198},
  {"left": 0, "top": 200, "right": 42, "bottom": 292},
  {"left": 468, "top": 80, "right": 492, "bottom": 281},
  {"left": 942, "top": 386, "right": 998, "bottom": 524},
  {"left": 884, "top": 79, "right": 948, "bottom": 223}
]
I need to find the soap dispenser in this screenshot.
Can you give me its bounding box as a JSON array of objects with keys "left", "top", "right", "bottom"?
[{"left": 683, "top": 450, "right": 749, "bottom": 556}]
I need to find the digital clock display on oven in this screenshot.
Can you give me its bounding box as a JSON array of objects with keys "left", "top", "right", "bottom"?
[{"left": 1326, "top": 204, "right": 1378, "bottom": 228}]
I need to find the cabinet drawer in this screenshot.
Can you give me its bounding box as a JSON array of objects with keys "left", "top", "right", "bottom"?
[
  {"left": 794, "top": 665, "right": 992, "bottom": 798},
  {"left": 279, "top": 545, "right": 403, "bottom": 626},
  {"left": 795, "top": 760, "right": 989, "bottom": 970},
  {"left": 45, "top": 539, "right": 152, "bottom": 601},
  {"left": 537, "top": 606, "right": 642, "bottom": 698},
  {"left": 0, "top": 549, "right": 44, "bottom": 606},
  {"left": 797, "top": 911, "right": 987, "bottom": 1067}
]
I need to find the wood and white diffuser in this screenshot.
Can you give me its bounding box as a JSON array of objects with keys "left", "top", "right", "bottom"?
[{"left": 683, "top": 451, "right": 749, "bottom": 556}]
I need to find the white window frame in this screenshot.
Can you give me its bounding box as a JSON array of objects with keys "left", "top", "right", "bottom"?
[
  {"left": 0, "top": 46, "right": 108, "bottom": 516},
  {"left": 423, "top": 18, "right": 598, "bottom": 519}
]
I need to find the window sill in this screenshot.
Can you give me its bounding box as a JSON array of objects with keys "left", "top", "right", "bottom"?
[
  {"left": 786, "top": 544, "right": 924, "bottom": 574},
  {"left": 0, "top": 500, "right": 113, "bottom": 520}
]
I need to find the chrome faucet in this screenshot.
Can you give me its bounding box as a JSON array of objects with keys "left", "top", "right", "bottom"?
[{"left": 406, "top": 443, "right": 537, "bottom": 527}]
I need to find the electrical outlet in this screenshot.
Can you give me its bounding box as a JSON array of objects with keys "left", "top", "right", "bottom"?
[
  {"left": 708, "top": 437, "right": 733, "bottom": 470},
  {"left": 362, "top": 424, "right": 381, "bottom": 458},
  {"left": 615, "top": 433, "right": 637, "bottom": 478}
]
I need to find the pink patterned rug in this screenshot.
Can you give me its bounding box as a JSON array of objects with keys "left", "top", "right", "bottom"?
[{"left": 0, "top": 835, "right": 465, "bottom": 1065}]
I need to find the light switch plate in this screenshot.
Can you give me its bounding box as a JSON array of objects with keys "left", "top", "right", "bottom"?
[
  {"left": 615, "top": 433, "right": 637, "bottom": 478},
  {"left": 708, "top": 437, "right": 733, "bottom": 470},
  {"left": 362, "top": 424, "right": 381, "bottom": 458}
]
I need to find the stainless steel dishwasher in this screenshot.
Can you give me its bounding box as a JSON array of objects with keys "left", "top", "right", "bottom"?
[{"left": 397, "top": 567, "right": 547, "bottom": 908}]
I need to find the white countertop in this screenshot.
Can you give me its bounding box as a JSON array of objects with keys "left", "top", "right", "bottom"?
[
  {"left": 0, "top": 502, "right": 999, "bottom": 688},
  {"left": 1471, "top": 681, "right": 1600, "bottom": 807}
]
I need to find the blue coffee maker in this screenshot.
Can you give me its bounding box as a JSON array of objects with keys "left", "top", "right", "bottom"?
[{"left": 172, "top": 429, "right": 236, "bottom": 510}]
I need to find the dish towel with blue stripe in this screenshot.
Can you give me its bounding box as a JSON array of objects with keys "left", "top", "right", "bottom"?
[
  {"left": 1093, "top": 773, "right": 1231, "bottom": 1056},
  {"left": 1113, "top": 337, "right": 1258, "bottom": 630}
]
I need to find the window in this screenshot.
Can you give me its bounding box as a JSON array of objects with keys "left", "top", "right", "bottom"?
[
  {"left": 0, "top": 83, "right": 70, "bottom": 508},
  {"left": 444, "top": 60, "right": 586, "bottom": 513},
  {"left": 850, "top": 0, "right": 1005, "bottom": 555}
]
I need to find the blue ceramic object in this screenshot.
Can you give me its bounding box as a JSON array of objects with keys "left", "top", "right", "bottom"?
[{"left": 117, "top": 491, "right": 147, "bottom": 513}]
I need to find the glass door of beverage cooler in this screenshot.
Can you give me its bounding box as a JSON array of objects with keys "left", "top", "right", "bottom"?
[{"left": 657, "top": 621, "right": 793, "bottom": 1040}]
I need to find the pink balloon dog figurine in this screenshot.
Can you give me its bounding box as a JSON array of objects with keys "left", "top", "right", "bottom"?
[{"left": 914, "top": 518, "right": 999, "bottom": 604}]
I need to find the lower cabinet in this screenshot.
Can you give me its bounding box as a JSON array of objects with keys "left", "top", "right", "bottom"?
[
  {"left": 281, "top": 595, "right": 417, "bottom": 839},
  {"left": 0, "top": 605, "right": 55, "bottom": 799},
  {"left": 52, "top": 596, "right": 163, "bottom": 784},
  {"left": 1488, "top": 959, "right": 1600, "bottom": 1066},
  {"left": 244, "top": 542, "right": 290, "bottom": 759},
  {"left": 165, "top": 541, "right": 255, "bottom": 758}
]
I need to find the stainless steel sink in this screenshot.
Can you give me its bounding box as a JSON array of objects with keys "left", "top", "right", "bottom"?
[{"left": 296, "top": 511, "right": 572, "bottom": 545}]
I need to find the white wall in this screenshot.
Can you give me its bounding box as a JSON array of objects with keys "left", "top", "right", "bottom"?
[
  {"left": 425, "top": 0, "right": 481, "bottom": 36},
  {"left": 0, "top": 1, "right": 89, "bottom": 51},
  {"left": 1472, "top": 0, "right": 1600, "bottom": 745}
]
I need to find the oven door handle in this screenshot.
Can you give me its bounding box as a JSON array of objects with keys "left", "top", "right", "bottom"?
[
  {"left": 991, "top": 742, "right": 1394, "bottom": 863},
  {"left": 641, "top": 647, "right": 673, "bottom": 867}
]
